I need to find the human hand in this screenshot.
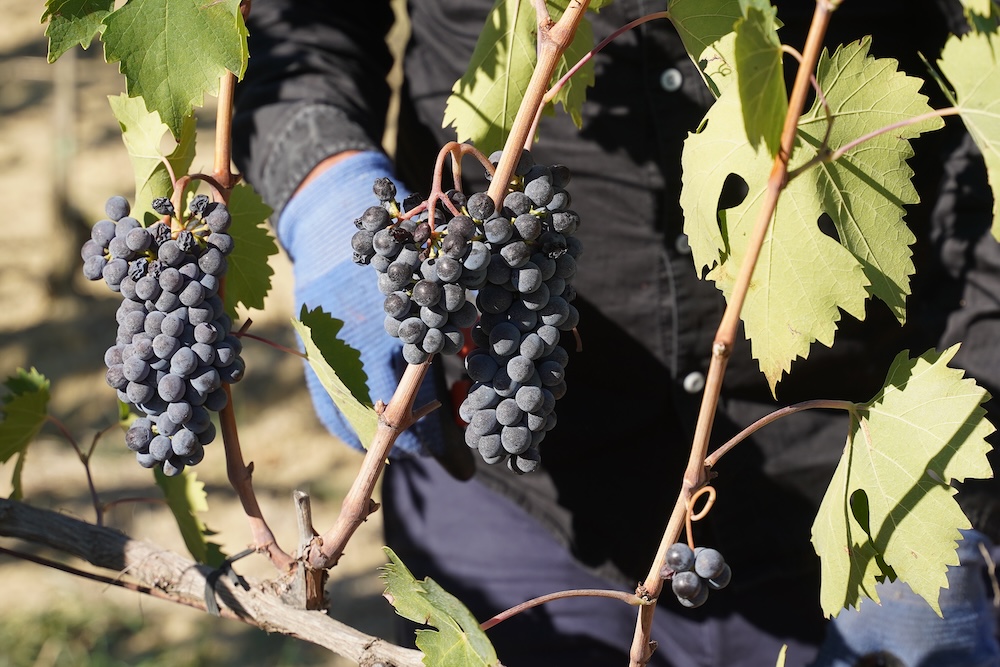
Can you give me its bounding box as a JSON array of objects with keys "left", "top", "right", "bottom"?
[{"left": 278, "top": 150, "right": 443, "bottom": 456}]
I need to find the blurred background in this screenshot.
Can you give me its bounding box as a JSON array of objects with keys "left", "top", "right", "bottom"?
[{"left": 0, "top": 2, "right": 408, "bottom": 665}]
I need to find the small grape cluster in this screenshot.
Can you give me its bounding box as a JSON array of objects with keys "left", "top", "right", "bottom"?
[
  {"left": 460, "top": 152, "right": 580, "bottom": 474},
  {"left": 350, "top": 149, "right": 581, "bottom": 474},
  {"left": 660, "top": 543, "right": 732, "bottom": 608},
  {"left": 81, "top": 194, "right": 244, "bottom": 476},
  {"left": 351, "top": 182, "right": 483, "bottom": 364}
]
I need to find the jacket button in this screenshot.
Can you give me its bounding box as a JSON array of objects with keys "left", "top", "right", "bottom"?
[
  {"left": 683, "top": 371, "right": 705, "bottom": 394},
  {"left": 660, "top": 68, "right": 683, "bottom": 92},
  {"left": 675, "top": 234, "right": 691, "bottom": 255}
]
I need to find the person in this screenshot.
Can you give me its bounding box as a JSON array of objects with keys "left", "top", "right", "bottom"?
[{"left": 232, "top": 1, "right": 1000, "bottom": 665}]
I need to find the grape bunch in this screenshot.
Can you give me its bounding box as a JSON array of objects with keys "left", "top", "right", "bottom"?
[
  {"left": 351, "top": 149, "right": 581, "bottom": 474},
  {"left": 660, "top": 543, "right": 732, "bottom": 608},
  {"left": 81, "top": 194, "right": 244, "bottom": 476},
  {"left": 351, "top": 182, "right": 483, "bottom": 365}
]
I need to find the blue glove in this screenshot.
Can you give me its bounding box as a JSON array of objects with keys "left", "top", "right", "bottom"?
[
  {"left": 810, "top": 529, "right": 1000, "bottom": 667},
  {"left": 278, "top": 151, "right": 443, "bottom": 456}
]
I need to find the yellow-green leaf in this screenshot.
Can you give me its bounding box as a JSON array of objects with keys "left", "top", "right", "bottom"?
[
  {"left": 444, "top": 0, "right": 596, "bottom": 152},
  {"left": 734, "top": 1, "right": 785, "bottom": 156},
  {"left": 681, "top": 38, "right": 942, "bottom": 392},
  {"left": 154, "top": 467, "right": 225, "bottom": 567},
  {"left": 812, "top": 346, "right": 994, "bottom": 617},
  {"left": 0, "top": 368, "right": 50, "bottom": 499},
  {"left": 108, "top": 94, "right": 196, "bottom": 225},
  {"left": 291, "top": 309, "right": 378, "bottom": 449},
  {"left": 937, "top": 31, "right": 1000, "bottom": 240},
  {"left": 669, "top": 0, "right": 742, "bottom": 97},
  {"left": 381, "top": 547, "right": 499, "bottom": 667}
]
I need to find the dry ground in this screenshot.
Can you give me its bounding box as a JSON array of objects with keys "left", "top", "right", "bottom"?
[{"left": 0, "top": 3, "right": 402, "bottom": 665}]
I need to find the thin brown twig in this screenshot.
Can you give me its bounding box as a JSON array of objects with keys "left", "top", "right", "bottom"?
[
  {"left": 480, "top": 588, "right": 648, "bottom": 631},
  {"left": 236, "top": 331, "right": 308, "bottom": 359},
  {"left": 543, "top": 11, "right": 670, "bottom": 106},
  {"left": 45, "top": 415, "right": 104, "bottom": 526},
  {"left": 705, "top": 399, "right": 855, "bottom": 470}
]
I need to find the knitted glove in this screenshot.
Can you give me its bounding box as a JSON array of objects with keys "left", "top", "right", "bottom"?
[{"left": 278, "top": 151, "right": 442, "bottom": 456}]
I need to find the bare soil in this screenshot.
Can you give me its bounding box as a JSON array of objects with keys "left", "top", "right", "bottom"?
[{"left": 0, "top": 3, "right": 396, "bottom": 664}]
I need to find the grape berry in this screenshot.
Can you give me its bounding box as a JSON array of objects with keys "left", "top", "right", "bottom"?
[
  {"left": 351, "top": 149, "right": 581, "bottom": 473},
  {"left": 660, "top": 543, "right": 732, "bottom": 607},
  {"left": 82, "top": 194, "right": 243, "bottom": 476}
]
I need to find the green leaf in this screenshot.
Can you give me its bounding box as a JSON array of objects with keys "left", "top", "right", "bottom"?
[
  {"left": 41, "top": 0, "right": 113, "bottom": 62},
  {"left": 443, "top": 0, "right": 596, "bottom": 152},
  {"left": 108, "top": 94, "right": 196, "bottom": 225},
  {"left": 290, "top": 309, "right": 379, "bottom": 449},
  {"left": 381, "top": 547, "right": 500, "bottom": 667},
  {"left": 223, "top": 184, "right": 277, "bottom": 318},
  {"left": 548, "top": 16, "right": 595, "bottom": 130},
  {"left": 937, "top": 32, "right": 1000, "bottom": 240},
  {"left": 681, "top": 38, "right": 942, "bottom": 392},
  {"left": 812, "top": 346, "right": 994, "bottom": 617},
  {"left": 443, "top": 0, "right": 539, "bottom": 153},
  {"left": 154, "top": 467, "right": 226, "bottom": 567},
  {"left": 669, "top": 0, "right": 742, "bottom": 97},
  {"left": 733, "top": 2, "right": 785, "bottom": 156},
  {"left": 102, "top": 0, "right": 248, "bottom": 139},
  {"left": 0, "top": 369, "right": 50, "bottom": 499}
]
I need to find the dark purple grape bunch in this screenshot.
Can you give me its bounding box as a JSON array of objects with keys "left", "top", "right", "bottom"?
[
  {"left": 350, "top": 178, "right": 485, "bottom": 365},
  {"left": 660, "top": 543, "right": 732, "bottom": 608},
  {"left": 458, "top": 150, "right": 581, "bottom": 475},
  {"left": 81, "top": 194, "right": 243, "bottom": 476}
]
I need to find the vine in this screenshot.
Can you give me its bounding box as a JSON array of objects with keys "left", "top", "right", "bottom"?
[{"left": 3, "top": 0, "right": 998, "bottom": 666}]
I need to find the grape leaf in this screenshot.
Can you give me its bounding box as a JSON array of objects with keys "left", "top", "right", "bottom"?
[
  {"left": 669, "top": 0, "right": 742, "bottom": 96},
  {"left": 108, "top": 94, "right": 196, "bottom": 225},
  {"left": 733, "top": 2, "right": 785, "bottom": 156},
  {"left": 547, "top": 16, "right": 594, "bottom": 130},
  {"left": 101, "top": 0, "right": 248, "bottom": 139},
  {"left": 443, "top": 0, "right": 596, "bottom": 152},
  {"left": 154, "top": 467, "right": 226, "bottom": 567},
  {"left": 224, "top": 184, "right": 277, "bottom": 319},
  {"left": 680, "top": 38, "right": 942, "bottom": 392},
  {"left": 936, "top": 31, "right": 1000, "bottom": 240},
  {"left": 41, "top": 0, "right": 113, "bottom": 62},
  {"left": 381, "top": 547, "right": 500, "bottom": 667},
  {"left": 0, "top": 369, "right": 50, "bottom": 499},
  {"left": 291, "top": 311, "right": 379, "bottom": 449},
  {"left": 811, "top": 346, "right": 994, "bottom": 617}
]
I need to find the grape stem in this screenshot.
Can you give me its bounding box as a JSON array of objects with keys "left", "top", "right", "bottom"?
[
  {"left": 480, "top": 588, "right": 650, "bottom": 632},
  {"left": 543, "top": 11, "right": 670, "bottom": 106},
  {"left": 704, "top": 399, "right": 856, "bottom": 470},
  {"left": 204, "top": 0, "right": 293, "bottom": 573},
  {"left": 628, "top": 4, "right": 839, "bottom": 665},
  {"left": 44, "top": 416, "right": 108, "bottom": 526}
]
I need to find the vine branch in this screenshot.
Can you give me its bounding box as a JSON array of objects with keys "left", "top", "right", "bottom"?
[
  {"left": 307, "top": 360, "right": 440, "bottom": 570},
  {"left": 629, "top": 2, "right": 839, "bottom": 664},
  {"left": 480, "top": 588, "right": 648, "bottom": 631},
  {"left": 0, "top": 498, "right": 424, "bottom": 667}
]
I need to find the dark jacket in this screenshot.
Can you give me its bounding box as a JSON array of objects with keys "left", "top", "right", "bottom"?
[{"left": 233, "top": 0, "right": 997, "bottom": 590}]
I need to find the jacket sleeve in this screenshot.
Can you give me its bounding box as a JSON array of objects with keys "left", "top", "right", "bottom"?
[{"left": 232, "top": 0, "right": 396, "bottom": 223}]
